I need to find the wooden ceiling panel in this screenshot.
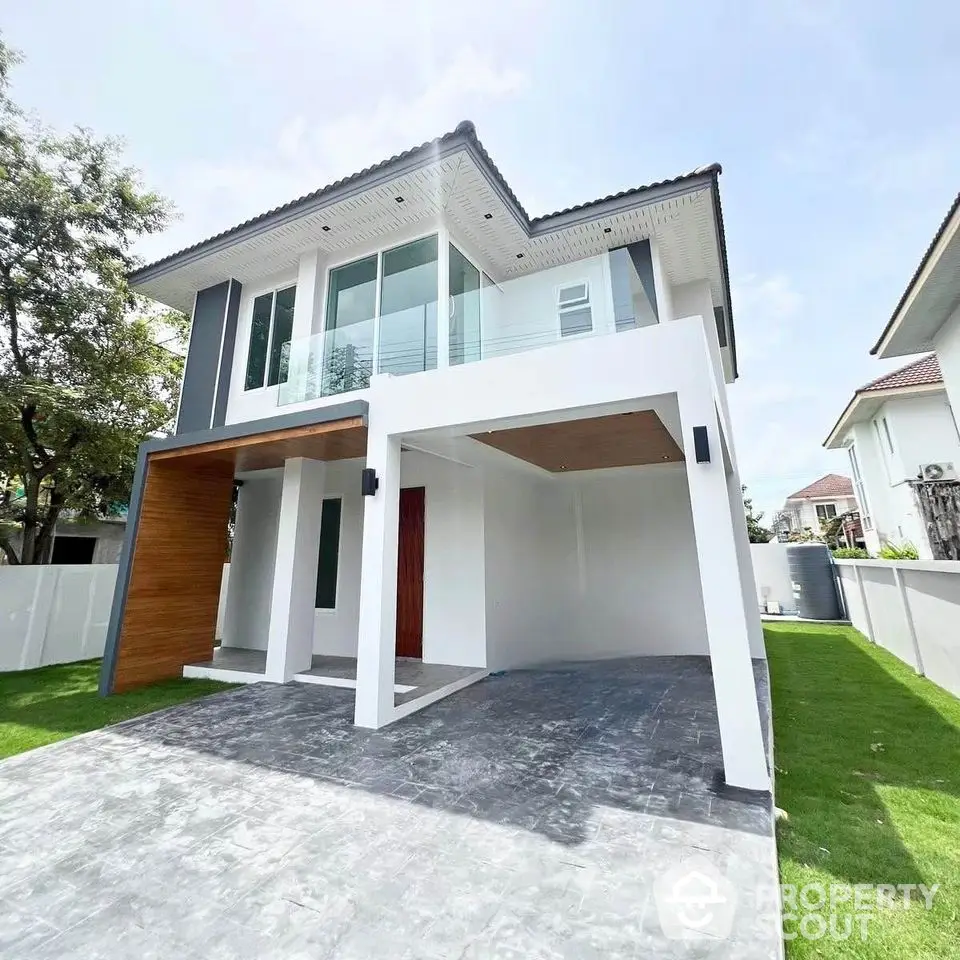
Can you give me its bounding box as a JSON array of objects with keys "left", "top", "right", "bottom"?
[
  {"left": 470, "top": 411, "right": 683, "bottom": 472},
  {"left": 150, "top": 416, "right": 367, "bottom": 473}
]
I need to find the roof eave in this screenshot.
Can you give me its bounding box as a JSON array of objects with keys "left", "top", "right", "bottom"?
[
  {"left": 128, "top": 126, "right": 730, "bottom": 326},
  {"left": 871, "top": 191, "right": 960, "bottom": 358},
  {"left": 824, "top": 381, "right": 945, "bottom": 449}
]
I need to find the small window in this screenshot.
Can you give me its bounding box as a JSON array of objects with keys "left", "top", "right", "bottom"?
[
  {"left": 815, "top": 503, "right": 838, "bottom": 522},
  {"left": 558, "top": 281, "right": 592, "bottom": 337},
  {"left": 244, "top": 285, "right": 297, "bottom": 390},
  {"left": 316, "top": 498, "right": 342, "bottom": 609},
  {"left": 881, "top": 416, "right": 895, "bottom": 455}
]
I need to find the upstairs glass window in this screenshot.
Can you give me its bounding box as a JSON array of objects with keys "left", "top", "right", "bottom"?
[
  {"left": 379, "top": 236, "right": 439, "bottom": 376},
  {"left": 244, "top": 285, "right": 296, "bottom": 390}
]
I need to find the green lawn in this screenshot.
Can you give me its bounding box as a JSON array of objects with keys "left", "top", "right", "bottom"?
[
  {"left": 0, "top": 659, "right": 234, "bottom": 760},
  {"left": 766, "top": 621, "right": 960, "bottom": 959}
]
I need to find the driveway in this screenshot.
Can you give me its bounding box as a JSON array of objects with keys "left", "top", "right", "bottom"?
[{"left": 0, "top": 658, "right": 780, "bottom": 958}]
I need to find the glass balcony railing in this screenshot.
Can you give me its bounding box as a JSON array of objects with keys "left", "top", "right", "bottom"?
[
  {"left": 276, "top": 291, "right": 664, "bottom": 406},
  {"left": 278, "top": 319, "right": 375, "bottom": 406}
]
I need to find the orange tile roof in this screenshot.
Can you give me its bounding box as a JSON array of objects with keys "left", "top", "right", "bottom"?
[
  {"left": 859, "top": 354, "right": 942, "bottom": 392},
  {"left": 786, "top": 474, "right": 854, "bottom": 500}
]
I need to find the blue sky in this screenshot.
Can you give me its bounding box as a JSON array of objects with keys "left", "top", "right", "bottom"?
[{"left": 6, "top": 0, "right": 960, "bottom": 520}]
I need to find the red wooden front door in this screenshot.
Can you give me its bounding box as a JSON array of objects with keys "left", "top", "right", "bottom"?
[{"left": 395, "top": 486, "right": 425, "bottom": 658}]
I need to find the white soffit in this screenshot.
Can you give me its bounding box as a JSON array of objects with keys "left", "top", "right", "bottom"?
[{"left": 134, "top": 151, "right": 723, "bottom": 314}]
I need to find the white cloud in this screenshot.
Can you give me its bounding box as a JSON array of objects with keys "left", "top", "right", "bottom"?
[{"left": 138, "top": 48, "right": 526, "bottom": 261}]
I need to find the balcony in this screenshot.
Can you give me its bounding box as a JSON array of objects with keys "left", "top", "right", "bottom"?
[{"left": 277, "top": 238, "right": 662, "bottom": 407}]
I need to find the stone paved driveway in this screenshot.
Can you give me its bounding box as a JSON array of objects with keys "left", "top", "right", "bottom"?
[{"left": 0, "top": 658, "right": 780, "bottom": 958}]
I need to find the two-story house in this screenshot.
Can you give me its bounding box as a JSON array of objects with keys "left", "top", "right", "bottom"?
[
  {"left": 868, "top": 191, "right": 960, "bottom": 559},
  {"left": 99, "top": 122, "right": 768, "bottom": 790},
  {"left": 825, "top": 355, "right": 960, "bottom": 558},
  {"left": 776, "top": 474, "right": 860, "bottom": 542}
]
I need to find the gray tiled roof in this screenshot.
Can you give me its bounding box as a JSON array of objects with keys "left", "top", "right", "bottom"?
[{"left": 130, "top": 121, "right": 723, "bottom": 283}]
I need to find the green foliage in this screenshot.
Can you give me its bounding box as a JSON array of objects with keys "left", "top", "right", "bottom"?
[
  {"left": 742, "top": 485, "right": 772, "bottom": 543},
  {"left": 0, "top": 36, "right": 183, "bottom": 563},
  {"left": 878, "top": 541, "right": 920, "bottom": 560},
  {"left": 832, "top": 546, "right": 870, "bottom": 559}
]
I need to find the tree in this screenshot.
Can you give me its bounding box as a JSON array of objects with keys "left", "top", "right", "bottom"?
[
  {"left": 0, "top": 37, "right": 184, "bottom": 564},
  {"left": 742, "top": 485, "right": 772, "bottom": 543}
]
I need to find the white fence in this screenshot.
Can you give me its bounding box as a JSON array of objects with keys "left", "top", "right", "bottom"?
[
  {"left": 750, "top": 542, "right": 798, "bottom": 615},
  {"left": 0, "top": 564, "right": 118, "bottom": 672},
  {"left": 1, "top": 563, "right": 231, "bottom": 673},
  {"left": 835, "top": 559, "right": 960, "bottom": 698}
]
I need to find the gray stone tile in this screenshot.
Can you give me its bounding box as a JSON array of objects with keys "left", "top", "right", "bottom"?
[{"left": 0, "top": 656, "right": 779, "bottom": 959}]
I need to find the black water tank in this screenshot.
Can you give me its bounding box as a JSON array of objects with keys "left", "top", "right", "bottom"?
[{"left": 786, "top": 543, "right": 842, "bottom": 620}]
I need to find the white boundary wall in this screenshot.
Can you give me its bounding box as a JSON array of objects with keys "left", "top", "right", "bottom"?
[
  {"left": 836, "top": 558, "right": 960, "bottom": 698},
  {"left": 750, "top": 542, "right": 798, "bottom": 615},
  {"left": 0, "top": 564, "right": 118, "bottom": 672},
  {"left": 1, "top": 561, "right": 231, "bottom": 674}
]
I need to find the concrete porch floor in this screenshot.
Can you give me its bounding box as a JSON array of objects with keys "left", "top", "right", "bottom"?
[
  {"left": 185, "top": 649, "right": 483, "bottom": 706},
  {"left": 0, "top": 657, "right": 780, "bottom": 958}
]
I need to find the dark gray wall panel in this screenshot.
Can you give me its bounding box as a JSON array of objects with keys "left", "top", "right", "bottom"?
[
  {"left": 177, "top": 281, "right": 229, "bottom": 435},
  {"left": 213, "top": 280, "right": 242, "bottom": 428},
  {"left": 628, "top": 240, "right": 659, "bottom": 322},
  {"left": 714, "top": 306, "right": 728, "bottom": 348}
]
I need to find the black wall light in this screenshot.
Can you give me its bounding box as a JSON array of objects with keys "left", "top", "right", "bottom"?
[
  {"left": 361, "top": 467, "right": 379, "bottom": 496},
  {"left": 693, "top": 426, "right": 711, "bottom": 463}
]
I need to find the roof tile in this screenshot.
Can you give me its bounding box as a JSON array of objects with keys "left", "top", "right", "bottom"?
[
  {"left": 129, "top": 120, "right": 722, "bottom": 283},
  {"left": 786, "top": 474, "right": 854, "bottom": 500},
  {"left": 858, "top": 354, "right": 942, "bottom": 393}
]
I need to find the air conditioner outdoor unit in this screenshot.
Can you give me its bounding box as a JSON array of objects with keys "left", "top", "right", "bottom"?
[{"left": 919, "top": 461, "right": 958, "bottom": 482}]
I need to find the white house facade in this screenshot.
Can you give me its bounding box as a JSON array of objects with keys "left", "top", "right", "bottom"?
[
  {"left": 99, "top": 122, "right": 769, "bottom": 791},
  {"left": 825, "top": 355, "right": 960, "bottom": 558}
]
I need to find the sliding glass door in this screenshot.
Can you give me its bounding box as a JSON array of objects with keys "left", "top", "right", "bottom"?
[
  {"left": 449, "top": 243, "right": 481, "bottom": 365},
  {"left": 322, "top": 255, "right": 377, "bottom": 394},
  {"left": 378, "top": 235, "right": 438, "bottom": 376}
]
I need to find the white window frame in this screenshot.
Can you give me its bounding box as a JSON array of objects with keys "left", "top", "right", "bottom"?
[
  {"left": 448, "top": 240, "right": 487, "bottom": 363},
  {"left": 873, "top": 417, "right": 893, "bottom": 483},
  {"left": 320, "top": 230, "right": 441, "bottom": 376},
  {"left": 815, "top": 502, "right": 838, "bottom": 522},
  {"left": 243, "top": 281, "right": 297, "bottom": 393},
  {"left": 315, "top": 495, "right": 343, "bottom": 614},
  {"left": 557, "top": 280, "right": 593, "bottom": 338},
  {"left": 847, "top": 442, "right": 873, "bottom": 530}
]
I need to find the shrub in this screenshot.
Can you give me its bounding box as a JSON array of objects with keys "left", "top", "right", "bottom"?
[
  {"left": 832, "top": 547, "right": 870, "bottom": 559},
  {"left": 878, "top": 541, "right": 920, "bottom": 560}
]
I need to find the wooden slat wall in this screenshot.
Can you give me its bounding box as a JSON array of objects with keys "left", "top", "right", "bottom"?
[{"left": 113, "top": 455, "right": 234, "bottom": 692}]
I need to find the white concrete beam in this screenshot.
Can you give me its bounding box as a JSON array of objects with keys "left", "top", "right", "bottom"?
[{"left": 265, "top": 458, "right": 325, "bottom": 682}]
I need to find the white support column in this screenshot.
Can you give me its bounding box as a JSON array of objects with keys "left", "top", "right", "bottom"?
[
  {"left": 354, "top": 429, "right": 402, "bottom": 728},
  {"left": 853, "top": 564, "right": 876, "bottom": 643},
  {"left": 293, "top": 249, "right": 324, "bottom": 341},
  {"left": 265, "top": 458, "right": 326, "bottom": 682},
  {"left": 892, "top": 565, "right": 925, "bottom": 675},
  {"left": 724, "top": 459, "right": 766, "bottom": 659},
  {"left": 680, "top": 390, "right": 769, "bottom": 791}
]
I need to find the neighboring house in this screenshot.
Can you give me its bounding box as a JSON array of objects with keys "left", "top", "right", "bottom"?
[
  {"left": 869, "top": 191, "right": 960, "bottom": 560},
  {"left": 777, "top": 474, "right": 860, "bottom": 542},
  {"left": 99, "top": 121, "right": 768, "bottom": 790},
  {"left": 824, "top": 354, "right": 960, "bottom": 558},
  {"left": 2, "top": 518, "right": 126, "bottom": 565}
]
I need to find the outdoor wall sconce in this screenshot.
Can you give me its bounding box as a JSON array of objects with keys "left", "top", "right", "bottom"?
[
  {"left": 361, "top": 467, "right": 379, "bottom": 496},
  {"left": 693, "top": 426, "right": 711, "bottom": 463}
]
